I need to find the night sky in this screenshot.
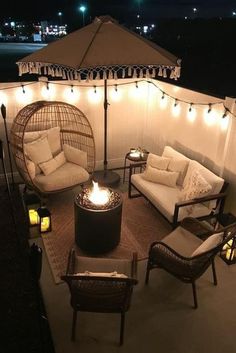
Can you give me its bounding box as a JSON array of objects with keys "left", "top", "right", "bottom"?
[{"left": 0, "top": 0, "right": 235, "bottom": 24}]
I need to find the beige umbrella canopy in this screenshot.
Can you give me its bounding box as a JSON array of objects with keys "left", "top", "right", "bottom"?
[
  {"left": 17, "top": 16, "right": 181, "bottom": 186},
  {"left": 17, "top": 15, "right": 181, "bottom": 80}
]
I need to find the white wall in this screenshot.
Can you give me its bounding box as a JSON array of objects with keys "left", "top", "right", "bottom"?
[{"left": 1, "top": 77, "right": 236, "bottom": 213}]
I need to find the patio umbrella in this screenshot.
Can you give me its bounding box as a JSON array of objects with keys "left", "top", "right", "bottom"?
[{"left": 17, "top": 15, "right": 181, "bottom": 186}]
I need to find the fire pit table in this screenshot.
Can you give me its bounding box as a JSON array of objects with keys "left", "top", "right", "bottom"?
[{"left": 74, "top": 183, "right": 123, "bottom": 254}]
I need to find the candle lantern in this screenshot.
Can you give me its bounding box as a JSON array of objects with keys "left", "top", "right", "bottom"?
[
  {"left": 220, "top": 234, "right": 236, "bottom": 265},
  {"left": 23, "top": 192, "right": 41, "bottom": 227},
  {"left": 37, "top": 207, "right": 52, "bottom": 233}
]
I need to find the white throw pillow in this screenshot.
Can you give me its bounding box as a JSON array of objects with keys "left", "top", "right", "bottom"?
[
  {"left": 63, "top": 144, "right": 87, "bottom": 169},
  {"left": 39, "top": 151, "right": 66, "bottom": 176},
  {"left": 143, "top": 166, "right": 179, "bottom": 188},
  {"left": 191, "top": 233, "right": 223, "bottom": 257},
  {"left": 147, "top": 153, "right": 170, "bottom": 170},
  {"left": 168, "top": 158, "right": 189, "bottom": 186},
  {"left": 76, "top": 271, "right": 127, "bottom": 278},
  {"left": 180, "top": 169, "right": 212, "bottom": 201},
  {"left": 24, "top": 136, "right": 53, "bottom": 165}
]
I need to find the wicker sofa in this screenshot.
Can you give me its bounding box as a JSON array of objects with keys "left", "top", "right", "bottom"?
[{"left": 128, "top": 146, "right": 228, "bottom": 227}]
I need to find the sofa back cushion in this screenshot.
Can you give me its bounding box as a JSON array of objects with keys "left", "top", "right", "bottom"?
[{"left": 162, "top": 146, "right": 190, "bottom": 186}]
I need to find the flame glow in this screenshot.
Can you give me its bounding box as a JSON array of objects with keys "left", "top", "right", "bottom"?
[{"left": 88, "top": 181, "right": 110, "bottom": 206}]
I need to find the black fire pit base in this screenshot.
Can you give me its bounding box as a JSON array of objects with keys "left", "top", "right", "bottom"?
[{"left": 74, "top": 190, "right": 122, "bottom": 255}]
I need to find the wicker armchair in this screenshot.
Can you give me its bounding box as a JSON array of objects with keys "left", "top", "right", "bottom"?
[
  {"left": 61, "top": 249, "right": 138, "bottom": 345},
  {"left": 10, "top": 101, "right": 95, "bottom": 194},
  {"left": 145, "top": 217, "right": 236, "bottom": 309}
]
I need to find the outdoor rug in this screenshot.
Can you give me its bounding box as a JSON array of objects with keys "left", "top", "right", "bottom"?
[{"left": 38, "top": 187, "right": 172, "bottom": 284}]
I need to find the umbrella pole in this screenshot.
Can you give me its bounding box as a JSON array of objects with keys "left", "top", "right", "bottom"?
[
  {"left": 93, "top": 79, "right": 120, "bottom": 187},
  {"left": 104, "top": 78, "right": 108, "bottom": 171}
]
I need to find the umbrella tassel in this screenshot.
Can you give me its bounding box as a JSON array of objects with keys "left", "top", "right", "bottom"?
[
  {"left": 170, "top": 69, "right": 175, "bottom": 79},
  {"left": 74, "top": 71, "right": 78, "bottom": 80},
  {"left": 128, "top": 66, "right": 132, "bottom": 77},
  {"left": 86, "top": 73, "right": 90, "bottom": 82},
  {"left": 103, "top": 70, "right": 107, "bottom": 80},
  {"left": 158, "top": 66, "right": 163, "bottom": 77},
  {"left": 152, "top": 68, "right": 156, "bottom": 78},
  {"left": 62, "top": 70, "right": 67, "bottom": 79},
  {"left": 95, "top": 71, "right": 100, "bottom": 80},
  {"left": 108, "top": 70, "right": 113, "bottom": 79},
  {"left": 89, "top": 71, "right": 94, "bottom": 80},
  {"left": 163, "top": 68, "right": 167, "bottom": 78},
  {"left": 122, "top": 68, "right": 125, "bottom": 78},
  {"left": 139, "top": 68, "right": 144, "bottom": 78},
  {"left": 114, "top": 71, "right": 118, "bottom": 80},
  {"left": 145, "top": 69, "right": 150, "bottom": 78},
  {"left": 133, "top": 68, "right": 137, "bottom": 79},
  {"left": 78, "top": 72, "right": 81, "bottom": 82}
]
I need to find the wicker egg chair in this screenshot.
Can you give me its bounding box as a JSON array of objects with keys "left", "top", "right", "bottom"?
[{"left": 10, "top": 100, "right": 95, "bottom": 194}]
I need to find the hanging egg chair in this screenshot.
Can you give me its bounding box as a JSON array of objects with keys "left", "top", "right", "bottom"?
[{"left": 10, "top": 100, "right": 95, "bottom": 194}]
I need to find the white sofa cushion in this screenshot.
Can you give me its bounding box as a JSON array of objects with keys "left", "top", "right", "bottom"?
[
  {"left": 34, "top": 162, "right": 89, "bottom": 192},
  {"left": 147, "top": 153, "right": 170, "bottom": 170},
  {"left": 191, "top": 232, "right": 223, "bottom": 257},
  {"left": 162, "top": 146, "right": 190, "bottom": 186},
  {"left": 24, "top": 136, "right": 53, "bottom": 165},
  {"left": 39, "top": 151, "right": 66, "bottom": 176},
  {"left": 63, "top": 144, "right": 87, "bottom": 169},
  {"left": 143, "top": 166, "right": 178, "bottom": 188},
  {"left": 131, "top": 173, "right": 211, "bottom": 223}
]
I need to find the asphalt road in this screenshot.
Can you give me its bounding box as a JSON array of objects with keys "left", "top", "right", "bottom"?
[{"left": 0, "top": 42, "right": 46, "bottom": 82}]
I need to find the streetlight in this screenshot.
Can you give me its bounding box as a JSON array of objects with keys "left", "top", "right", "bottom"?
[
  {"left": 79, "top": 5, "right": 87, "bottom": 26},
  {"left": 58, "top": 11, "right": 63, "bottom": 26}
]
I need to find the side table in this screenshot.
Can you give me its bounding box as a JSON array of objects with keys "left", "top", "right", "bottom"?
[{"left": 123, "top": 151, "right": 148, "bottom": 183}]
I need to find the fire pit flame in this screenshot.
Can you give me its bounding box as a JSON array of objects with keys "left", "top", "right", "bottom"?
[{"left": 88, "top": 181, "right": 110, "bottom": 206}]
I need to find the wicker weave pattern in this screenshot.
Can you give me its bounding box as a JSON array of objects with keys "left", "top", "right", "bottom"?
[{"left": 10, "top": 101, "right": 95, "bottom": 193}]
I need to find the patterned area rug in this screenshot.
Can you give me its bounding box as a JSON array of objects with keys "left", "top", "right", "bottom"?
[{"left": 40, "top": 187, "right": 172, "bottom": 284}]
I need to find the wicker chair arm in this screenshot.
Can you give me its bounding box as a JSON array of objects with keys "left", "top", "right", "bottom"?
[
  {"left": 149, "top": 242, "right": 206, "bottom": 280},
  {"left": 180, "top": 217, "right": 215, "bottom": 239}
]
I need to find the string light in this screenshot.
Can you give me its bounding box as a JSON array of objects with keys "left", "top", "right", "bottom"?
[
  {"left": 71, "top": 85, "right": 74, "bottom": 93},
  {"left": 0, "top": 79, "right": 235, "bottom": 122}
]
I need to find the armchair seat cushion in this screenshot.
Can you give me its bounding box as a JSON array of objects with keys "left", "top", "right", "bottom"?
[
  {"left": 161, "top": 226, "right": 203, "bottom": 257},
  {"left": 34, "top": 162, "right": 89, "bottom": 192}
]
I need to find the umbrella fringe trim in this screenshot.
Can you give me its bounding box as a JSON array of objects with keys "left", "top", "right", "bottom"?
[{"left": 17, "top": 62, "right": 181, "bottom": 81}]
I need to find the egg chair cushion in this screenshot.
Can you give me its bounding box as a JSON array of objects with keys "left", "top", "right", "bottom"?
[
  {"left": 63, "top": 144, "right": 87, "bottom": 169},
  {"left": 34, "top": 162, "right": 89, "bottom": 192},
  {"left": 24, "top": 136, "right": 53, "bottom": 165}
]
